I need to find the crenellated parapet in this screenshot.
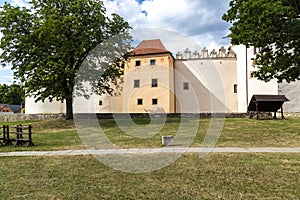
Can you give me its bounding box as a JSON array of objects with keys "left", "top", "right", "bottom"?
[{"left": 176, "top": 46, "right": 236, "bottom": 60}]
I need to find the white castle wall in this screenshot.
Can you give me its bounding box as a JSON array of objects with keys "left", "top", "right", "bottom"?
[
  {"left": 25, "top": 97, "right": 65, "bottom": 114},
  {"left": 233, "top": 45, "right": 278, "bottom": 112},
  {"left": 174, "top": 58, "right": 238, "bottom": 113}
]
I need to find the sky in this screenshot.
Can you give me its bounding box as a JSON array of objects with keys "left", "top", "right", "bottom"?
[{"left": 0, "top": 0, "right": 232, "bottom": 84}]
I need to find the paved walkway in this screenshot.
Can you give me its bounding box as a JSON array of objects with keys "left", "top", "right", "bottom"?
[{"left": 1, "top": 147, "right": 300, "bottom": 157}]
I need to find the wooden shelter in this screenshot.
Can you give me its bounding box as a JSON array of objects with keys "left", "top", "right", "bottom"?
[{"left": 248, "top": 95, "right": 289, "bottom": 119}]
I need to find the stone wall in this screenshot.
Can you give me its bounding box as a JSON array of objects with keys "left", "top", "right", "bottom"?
[
  {"left": 284, "top": 112, "right": 300, "bottom": 118},
  {"left": 1, "top": 112, "right": 298, "bottom": 122},
  {"left": 0, "top": 114, "right": 65, "bottom": 122},
  {"left": 95, "top": 113, "right": 249, "bottom": 119}
]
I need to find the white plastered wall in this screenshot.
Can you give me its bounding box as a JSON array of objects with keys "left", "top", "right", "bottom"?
[
  {"left": 175, "top": 58, "right": 238, "bottom": 113},
  {"left": 233, "top": 45, "right": 278, "bottom": 112},
  {"left": 25, "top": 97, "right": 65, "bottom": 114}
]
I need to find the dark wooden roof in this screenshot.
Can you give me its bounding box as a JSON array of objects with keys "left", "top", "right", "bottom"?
[{"left": 248, "top": 95, "right": 289, "bottom": 112}]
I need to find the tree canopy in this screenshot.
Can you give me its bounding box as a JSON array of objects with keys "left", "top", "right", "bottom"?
[
  {"left": 0, "top": 0, "right": 132, "bottom": 119},
  {"left": 0, "top": 84, "right": 24, "bottom": 105},
  {"left": 223, "top": 0, "right": 300, "bottom": 83}
]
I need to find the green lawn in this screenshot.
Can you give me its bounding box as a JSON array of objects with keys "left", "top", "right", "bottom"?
[
  {"left": 0, "top": 153, "right": 299, "bottom": 199},
  {"left": 1, "top": 117, "right": 300, "bottom": 151},
  {"left": 1, "top": 117, "right": 300, "bottom": 199}
]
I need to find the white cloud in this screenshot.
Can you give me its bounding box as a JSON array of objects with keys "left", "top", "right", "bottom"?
[
  {"left": 4, "top": 0, "right": 231, "bottom": 50},
  {"left": 131, "top": 28, "right": 201, "bottom": 54},
  {"left": 11, "top": 0, "right": 30, "bottom": 8},
  {"left": 103, "top": 0, "right": 231, "bottom": 51}
]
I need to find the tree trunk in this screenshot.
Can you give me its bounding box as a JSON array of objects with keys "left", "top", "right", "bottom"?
[{"left": 66, "top": 97, "right": 73, "bottom": 120}]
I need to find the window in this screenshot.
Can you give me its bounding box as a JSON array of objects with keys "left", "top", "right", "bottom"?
[
  {"left": 99, "top": 100, "right": 103, "bottom": 106},
  {"left": 183, "top": 82, "right": 189, "bottom": 90},
  {"left": 152, "top": 99, "right": 158, "bottom": 105},
  {"left": 135, "top": 60, "right": 141, "bottom": 67},
  {"left": 134, "top": 79, "right": 140, "bottom": 88},
  {"left": 151, "top": 79, "right": 158, "bottom": 87},
  {"left": 234, "top": 84, "right": 238, "bottom": 93},
  {"left": 150, "top": 59, "right": 156, "bottom": 65},
  {"left": 137, "top": 99, "right": 143, "bottom": 105}
]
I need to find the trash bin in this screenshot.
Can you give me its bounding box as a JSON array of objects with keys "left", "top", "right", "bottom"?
[{"left": 161, "top": 135, "right": 174, "bottom": 146}]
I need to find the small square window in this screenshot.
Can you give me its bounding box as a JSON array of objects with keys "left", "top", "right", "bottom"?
[
  {"left": 150, "top": 59, "right": 156, "bottom": 65},
  {"left": 134, "top": 79, "right": 140, "bottom": 88},
  {"left": 234, "top": 84, "right": 238, "bottom": 93},
  {"left": 136, "top": 60, "right": 141, "bottom": 67},
  {"left": 151, "top": 79, "right": 158, "bottom": 87},
  {"left": 183, "top": 82, "right": 189, "bottom": 90},
  {"left": 137, "top": 99, "right": 143, "bottom": 105},
  {"left": 99, "top": 100, "right": 103, "bottom": 106},
  {"left": 152, "top": 99, "right": 158, "bottom": 105}
]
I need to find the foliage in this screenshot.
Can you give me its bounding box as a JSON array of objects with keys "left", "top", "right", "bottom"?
[
  {"left": 0, "top": 0, "right": 132, "bottom": 119},
  {"left": 0, "top": 83, "right": 24, "bottom": 104},
  {"left": 223, "top": 0, "right": 300, "bottom": 82}
]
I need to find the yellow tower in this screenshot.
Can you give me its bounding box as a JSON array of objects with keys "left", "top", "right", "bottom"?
[{"left": 123, "top": 39, "right": 175, "bottom": 113}]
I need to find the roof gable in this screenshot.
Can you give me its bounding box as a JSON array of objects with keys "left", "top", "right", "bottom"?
[
  {"left": 131, "top": 39, "right": 170, "bottom": 55},
  {"left": 0, "top": 104, "right": 22, "bottom": 113},
  {"left": 8, "top": 105, "right": 23, "bottom": 113}
]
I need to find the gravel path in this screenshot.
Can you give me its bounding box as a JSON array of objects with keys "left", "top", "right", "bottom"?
[{"left": 1, "top": 147, "right": 300, "bottom": 157}]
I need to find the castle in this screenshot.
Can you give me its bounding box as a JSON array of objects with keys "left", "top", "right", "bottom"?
[{"left": 26, "top": 39, "right": 298, "bottom": 114}]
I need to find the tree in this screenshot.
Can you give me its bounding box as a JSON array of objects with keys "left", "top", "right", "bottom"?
[
  {"left": 223, "top": 0, "right": 300, "bottom": 83},
  {"left": 0, "top": 0, "right": 132, "bottom": 119},
  {"left": 0, "top": 84, "right": 24, "bottom": 105},
  {"left": 0, "top": 84, "right": 9, "bottom": 103}
]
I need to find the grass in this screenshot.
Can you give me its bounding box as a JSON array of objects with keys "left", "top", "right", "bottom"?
[
  {"left": 203, "top": 117, "right": 300, "bottom": 147},
  {"left": 0, "top": 120, "right": 83, "bottom": 151},
  {"left": 0, "top": 153, "right": 299, "bottom": 199},
  {"left": 1, "top": 117, "right": 300, "bottom": 151},
  {"left": 1, "top": 117, "right": 300, "bottom": 199}
]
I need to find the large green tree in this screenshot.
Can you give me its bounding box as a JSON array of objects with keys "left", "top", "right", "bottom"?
[
  {"left": 0, "top": 0, "right": 131, "bottom": 119},
  {"left": 0, "top": 84, "right": 24, "bottom": 105},
  {"left": 223, "top": 0, "right": 300, "bottom": 82}
]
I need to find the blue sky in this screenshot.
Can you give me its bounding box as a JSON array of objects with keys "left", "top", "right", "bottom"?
[{"left": 0, "top": 0, "right": 232, "bottom": 84}]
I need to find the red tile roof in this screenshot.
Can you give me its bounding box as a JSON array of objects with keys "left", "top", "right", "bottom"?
[{"left": 131, "top": 39, "right": 170, "bottom": 55}]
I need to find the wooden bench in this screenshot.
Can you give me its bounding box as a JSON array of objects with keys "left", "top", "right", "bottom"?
[{"left": 14, "top": 125, "right": 34, "bottom": 147}]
